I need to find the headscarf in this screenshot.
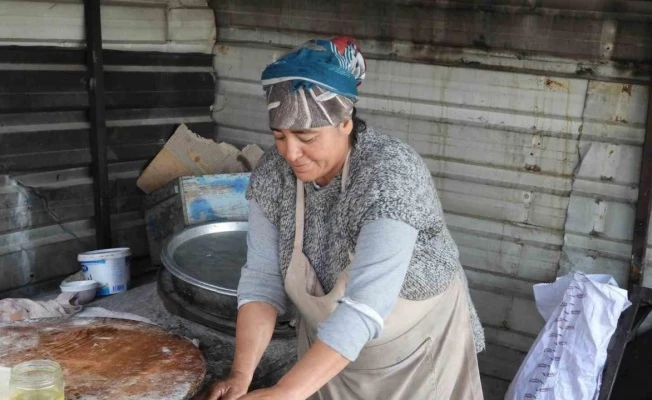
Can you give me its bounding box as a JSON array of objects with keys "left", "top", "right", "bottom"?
[{"left": 261, "top": 37, "right": 366, "bottom": 130}]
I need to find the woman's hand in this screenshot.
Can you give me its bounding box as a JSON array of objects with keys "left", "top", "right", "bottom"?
[
  {"left": 191, "top": 372, "right": 251, "bottom": 400},
  {"left": 238, "top": 385, "right": 298, "bottom": 400},
  {"left": 193, "top": 302, "right": 278, "bottom": 400}
]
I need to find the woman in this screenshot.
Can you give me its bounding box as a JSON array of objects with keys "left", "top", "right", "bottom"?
[{"left": 199, "top": 37, "right": 485, "bottom": 400}]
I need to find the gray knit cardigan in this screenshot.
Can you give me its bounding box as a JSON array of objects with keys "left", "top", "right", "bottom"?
[{"left": 246, "top": 126, "right": 485, "bottom": 352}]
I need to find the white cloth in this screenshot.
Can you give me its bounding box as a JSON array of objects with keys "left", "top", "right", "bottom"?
[
  {"left": 0, "top": 293, "right": 81, "bottom": 322},
  {"left": 505, "top": 271, "right": 631, "bottom": 400}
]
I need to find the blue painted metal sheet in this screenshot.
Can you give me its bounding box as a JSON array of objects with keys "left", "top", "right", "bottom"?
[{"left": 181, "top": 172, "right": 250, "bottom": 225}]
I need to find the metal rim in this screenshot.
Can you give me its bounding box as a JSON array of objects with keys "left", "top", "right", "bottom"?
[{"left": 161, "top": 221, "right": 248, "bottom": 297}]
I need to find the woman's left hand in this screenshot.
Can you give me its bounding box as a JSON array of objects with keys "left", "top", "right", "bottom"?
[{"left": 238, "top": 385, "right": 298, "bottom": 400}]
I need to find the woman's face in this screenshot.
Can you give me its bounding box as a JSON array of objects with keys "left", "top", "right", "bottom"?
[{"left": 272, "top": 119, "right": 353, "bottom": 185}]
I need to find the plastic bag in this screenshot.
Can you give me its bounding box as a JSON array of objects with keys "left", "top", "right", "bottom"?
[{"left": 505, "top": 271, "right": 631, "bottom": 400}]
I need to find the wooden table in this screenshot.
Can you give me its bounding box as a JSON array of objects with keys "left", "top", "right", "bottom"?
[{"left": 0, "top": 317, "right": 206, "bottom": 400}]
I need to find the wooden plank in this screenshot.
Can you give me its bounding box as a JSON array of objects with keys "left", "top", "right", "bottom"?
[
  {"left": 104, "top": 90, "right": 215, "bottom": 109},
  {"left": 104, "top": 71, "right": 215, "bottom": 91},
  {"left": 103, "top": 49, "right": 213, "bottom": 67},
  {"left": 0, "top": 46, "right": 85, "bottom": 64},
  {"left": 0, "top": 93, "right": 88, "bottom": 113},
  {"left": 107, "top": 106, "right": 212, "bottom": 121},
  {"left": 0, "top": 108, "right": 210, "bottom": 130},
  {"left": 0, "top": 120, "right": 214, "bottom": 172},
  {"left": 0, "top": 70, "right": 86, "bottom": 93},
  {"left": 0, "top": 71, "right": 214, "bottom": 93},
  {"left": 0, "top": 123, "right": 215, "bottom": 155},
  {"left": 0, "top": 46, "right": 213, "bottom": 66},
  {"left": 0, "top": 90, "right": 214, "bottom": 112}
]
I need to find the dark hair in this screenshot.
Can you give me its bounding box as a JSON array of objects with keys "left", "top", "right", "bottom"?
[{"left": 351, "top": 107, "right": 366, "bottom": 142}]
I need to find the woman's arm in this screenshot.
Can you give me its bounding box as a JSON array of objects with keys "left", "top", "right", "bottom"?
[
  {"left": 240, "top": 340, "right": 349, "bottom": 400},
  {"left": 198, "top": 302, "right": 278, "bottom": 400},
  {"left": 231, "top": 301, "right": 279, "bottom": 383},
  {"left": 233, "top": 199, "right": 289, "bottom": 378},
  {"left": 195, "top": 200, "right": 287, "bottom": 400}
]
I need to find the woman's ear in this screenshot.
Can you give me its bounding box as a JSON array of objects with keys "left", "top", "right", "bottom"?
[{"left": 339, "top": 118, "right": 354, "bottom": 136}]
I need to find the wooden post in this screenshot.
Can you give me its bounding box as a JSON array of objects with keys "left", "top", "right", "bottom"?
[{"left": 84, "top": 0, "right": 112, "bottom": 248}]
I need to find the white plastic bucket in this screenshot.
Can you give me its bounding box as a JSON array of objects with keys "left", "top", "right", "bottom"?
[{"left": 78, "top": 248, "right": 131, "bottom": 296}]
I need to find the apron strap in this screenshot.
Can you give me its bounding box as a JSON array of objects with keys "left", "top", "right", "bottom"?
[
  {"left": 341, "top": 149, "right": 351, "bottom": 192},
  {"left": 293, "top": 179, "right": 306, "bottom": 252},
  {"left": 293, "top": 150, "right": 352, "bottom": 252}
]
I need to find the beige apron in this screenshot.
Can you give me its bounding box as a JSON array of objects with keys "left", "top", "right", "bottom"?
[{"left": 283, "top": 156, "right": 484, "bottom": 400}]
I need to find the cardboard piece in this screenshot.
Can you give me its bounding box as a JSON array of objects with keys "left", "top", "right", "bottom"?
[{"left": 137, "top": 124, "right": 263, "bottom": 194}]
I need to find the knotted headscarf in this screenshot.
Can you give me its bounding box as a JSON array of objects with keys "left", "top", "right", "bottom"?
[{"left": 261, "top": 37, "right": 366, "bottom": 130}]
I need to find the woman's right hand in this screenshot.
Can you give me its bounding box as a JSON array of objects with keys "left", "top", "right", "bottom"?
[{"left": 192, "top": 372, "right": 251, "bottom": 400}]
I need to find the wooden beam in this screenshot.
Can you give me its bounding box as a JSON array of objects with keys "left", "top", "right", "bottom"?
[{"left": 84, "top": 0, "right": 112, "bottom": 248}]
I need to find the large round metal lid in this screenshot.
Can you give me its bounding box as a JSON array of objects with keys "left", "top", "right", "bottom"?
[{"left": 161, "top": 222, "right": 248, "bottom": 296}]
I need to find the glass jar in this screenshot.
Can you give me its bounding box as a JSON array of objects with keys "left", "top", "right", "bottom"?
[{"left": 8, "top": 360, "right": 64, "bottom": 400}]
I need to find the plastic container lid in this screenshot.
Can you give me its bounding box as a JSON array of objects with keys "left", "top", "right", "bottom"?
[
  {"left": 60, "top": 280, "right": 98, "bottom": 292},
  {"left": 78, "top": 248, "right": 131, "bottom": 262}
]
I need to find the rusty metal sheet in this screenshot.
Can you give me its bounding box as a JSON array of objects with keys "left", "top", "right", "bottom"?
[
  {"left": 211, "top": 38, "right": 652, "bottom": 396},
  {"left": 212, "top": 1, "right": 652, "bottom": 77}
]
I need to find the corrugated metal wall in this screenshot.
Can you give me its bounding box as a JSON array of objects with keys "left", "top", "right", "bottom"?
[
  {"left": 209, "top": 1, "right": 652, "bottom": 397},
  {"left": 0, "top": 0, "right": 215, "bottom": 53},
  {"left": 0, "top": 1, "right": 217, "bottom": 298}
]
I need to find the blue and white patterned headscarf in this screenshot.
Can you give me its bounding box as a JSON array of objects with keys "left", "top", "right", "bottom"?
[{"left": 261, "top": 37, "right": 366, "bottom": 130}]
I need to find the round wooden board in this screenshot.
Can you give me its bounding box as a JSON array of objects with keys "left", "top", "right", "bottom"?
[{"left": 0, "top": 318, "right": 206, "bottom": 400}]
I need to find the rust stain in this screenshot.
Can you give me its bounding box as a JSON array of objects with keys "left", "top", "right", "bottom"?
[
  {"left": 622, "top": 84, "right": 633, "bottom": 96},
  {"left": 218, "top": 45, "right": 230, "bottom": 55},
  {"left": 545, "top": 78, "right": 567, "bottom": 90}
]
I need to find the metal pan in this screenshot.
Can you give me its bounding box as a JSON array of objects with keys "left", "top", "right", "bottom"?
[
  {"left": 161, "top": 221, "right": 248, "bottom": 296},
  {"left": 160, "top": 221, "right": 293, "bottom": 326}
]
